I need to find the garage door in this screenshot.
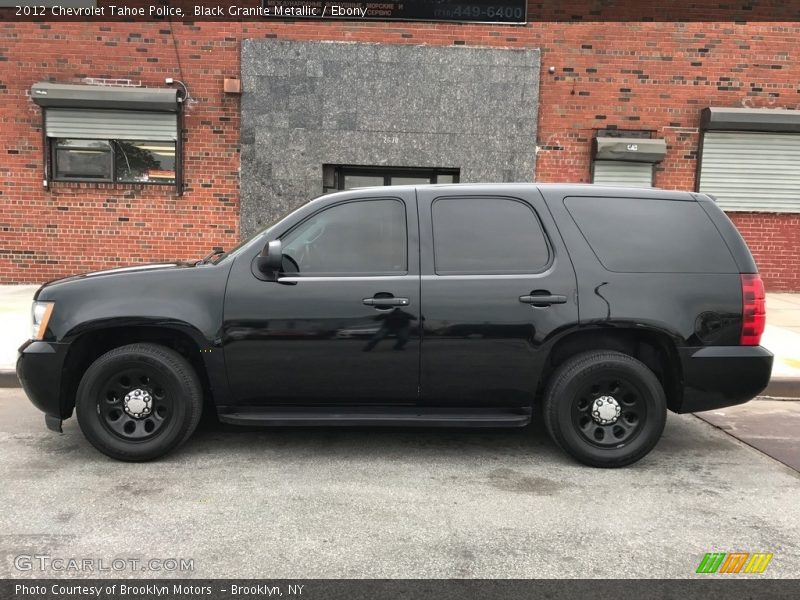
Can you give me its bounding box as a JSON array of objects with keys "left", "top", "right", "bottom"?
[
  {"left": 592, "top": 161, "right": 654, "bottom": 188},
  {"left": 699, "top": 131, "right": 800, "bottom": 212}
]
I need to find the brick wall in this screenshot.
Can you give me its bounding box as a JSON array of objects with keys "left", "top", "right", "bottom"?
[
  {"left": 729, "top": 213, "right": 800, "bottom": 290},
  {"left": 0, "top": 22, "right": 243, "bottom": 283},
  {"left": 1, "top": 3, "right": 799, "bottom": 289}
]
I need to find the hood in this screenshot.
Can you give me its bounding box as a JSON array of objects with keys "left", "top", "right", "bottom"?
[{"left": 35, "top": 262, "right": 198, "bottom": 299}]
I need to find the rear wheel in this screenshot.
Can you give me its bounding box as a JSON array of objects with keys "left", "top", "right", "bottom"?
[
  {"left": 76, "top": 343, "right": 202, "bottom": 461},
  {"left": 543, "top": 350, "right": 667, "bottom": 468}
]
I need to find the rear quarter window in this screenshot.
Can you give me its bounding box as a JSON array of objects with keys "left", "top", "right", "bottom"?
[{"left": 564, "top": 196, "right": 737, "bottom": 273}]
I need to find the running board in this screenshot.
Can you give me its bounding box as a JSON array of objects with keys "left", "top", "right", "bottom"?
[{"left": 218, "top": 407, "right": 531, "bottom": 428}]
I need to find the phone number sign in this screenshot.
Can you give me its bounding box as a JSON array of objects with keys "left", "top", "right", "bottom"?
[{"left": 262, "top": 1, "right": 528, "bottom": 23}]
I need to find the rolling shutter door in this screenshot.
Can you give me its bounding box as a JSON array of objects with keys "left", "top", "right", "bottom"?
[
  {"left": 699, "top": 131, "right": 800, "bottom": 212},
  {"left": 45, "top": 109, "right": 177, "bottom": 141},
  {"left": 592, "top": 161, "right": 654, "bottom": 187}
]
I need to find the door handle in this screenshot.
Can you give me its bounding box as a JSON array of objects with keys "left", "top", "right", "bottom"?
[
  {"left": 519, "top": 294, "right": 567, "bottom": 306},
  {"left": 363, "top": 297, "right": 410, "bottom": 307}
]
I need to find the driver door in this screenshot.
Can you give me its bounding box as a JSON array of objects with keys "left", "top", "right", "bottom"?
[{"left": 222, "top": 191, "right": 421, "bottom": 407}]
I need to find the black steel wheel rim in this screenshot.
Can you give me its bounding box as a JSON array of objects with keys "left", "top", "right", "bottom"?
[
  {"left": 97, "top": 364, "right": 174, "bottom": 442},
  {"left": 571, "top": 373, "right": 648, "bottom": 448}
]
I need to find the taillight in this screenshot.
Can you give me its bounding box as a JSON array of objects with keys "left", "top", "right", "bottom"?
[{"left": 740, "top": 274, "right": 766, "bottom": 346}]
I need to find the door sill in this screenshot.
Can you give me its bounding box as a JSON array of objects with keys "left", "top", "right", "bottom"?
[{"left": 217, "top": 406, "right": 531, "bottom": 428}]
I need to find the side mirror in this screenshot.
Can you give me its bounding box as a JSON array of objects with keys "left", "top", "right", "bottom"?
[{"left": 256, "top": 240, "right": 283, "bottom": 274}]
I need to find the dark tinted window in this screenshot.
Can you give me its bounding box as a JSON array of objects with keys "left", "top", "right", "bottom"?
[
  {"left": 432, "top": 197, "right": 550, "bottom": 275},
  {"left": 282, "top": 199, "right": 407, "bottom": 276},
  {"left": 54, "top": 139, "right": 112, "bottom": 181},
  {"left": 564, "top": 196, "right": 737, "bottom": 273}
]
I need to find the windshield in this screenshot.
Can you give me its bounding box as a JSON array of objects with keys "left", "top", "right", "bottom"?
[{"left": 212, "top": 204, "right": 299, "bottom": 264}]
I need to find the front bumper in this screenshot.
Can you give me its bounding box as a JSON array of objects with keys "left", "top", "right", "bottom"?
[
  {"left": 677, "top": 345, "right": 773, "bottom": 413},
  {"left": 16, "top": 340, "right": 71, "bottom": 423}
]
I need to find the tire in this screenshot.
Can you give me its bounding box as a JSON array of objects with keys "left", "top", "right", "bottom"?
[
  {"left": 543, "top": 350, "right": 667, "bottom": 468},
  {"left": 76, "top": 343, "right": 203, "bottom": 461}
]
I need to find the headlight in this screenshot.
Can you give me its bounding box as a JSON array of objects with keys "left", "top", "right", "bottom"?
[{"left": 31, "top": 301, "right": 54, "bottom": 340}]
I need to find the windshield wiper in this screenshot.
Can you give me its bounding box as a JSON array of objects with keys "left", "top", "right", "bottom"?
[{"left": 196, "top": 247, "right": 225, "bottom": 265}]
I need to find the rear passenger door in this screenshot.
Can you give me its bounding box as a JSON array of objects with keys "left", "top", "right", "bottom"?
[{"left": 417, "top": 188, "right": 578, "bottom": 407}]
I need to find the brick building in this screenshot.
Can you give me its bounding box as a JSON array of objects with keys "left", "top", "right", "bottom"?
[{"left": 1, "top": 1, "right": 799, "bottom": 289}]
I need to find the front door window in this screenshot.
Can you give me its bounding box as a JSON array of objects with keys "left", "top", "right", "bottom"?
[{"left": 281, "top": 199, "right": 408, "bottom": 276}]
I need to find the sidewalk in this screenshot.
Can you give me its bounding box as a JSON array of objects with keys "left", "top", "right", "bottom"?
[
  {"left": 761, "top": 293, "right": 800, "bottom": 396},
  {"left": 1, "top": 284, "right": 799, "bottom": 396},
  {"left": 0, "top": 285, "right": 38, "bottom": 386}
]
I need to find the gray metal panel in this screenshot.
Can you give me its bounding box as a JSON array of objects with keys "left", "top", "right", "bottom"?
[
  {"left": 593, "top": 137, "right": 666, "bottom": 162},
  {"left": 699, "top": 131, "right": 800, "bottom": 213},
  {"left": 592, "top": 161, "right": 654, "bottom": 188},
  {"left": 31, "top": 83, "right": 178, "bottom": 112},
  {"left": 240, "top": 40, "right": 540, "bottom": 239},
  {"left": 45, "top": 109, "right": 177, "bottom": 141},
  {"left": 701, "top": 107, "right": 800, "bottom": 133}
]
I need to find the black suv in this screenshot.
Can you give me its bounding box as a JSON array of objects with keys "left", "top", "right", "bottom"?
[{"left": 17, "top": 184, "right": 773, "bottom": 467}]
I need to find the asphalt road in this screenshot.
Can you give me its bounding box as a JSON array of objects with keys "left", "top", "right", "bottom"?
[{"left": 1, "top": 388, "right": 799, "bottom": 579}]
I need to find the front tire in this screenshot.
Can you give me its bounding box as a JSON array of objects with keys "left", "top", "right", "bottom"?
[
  {"left": 76, "top": 343, "right": 203, "bottom": 461},
  {"left": 543, "top": 350, "right": 667, "bottom": 468}
]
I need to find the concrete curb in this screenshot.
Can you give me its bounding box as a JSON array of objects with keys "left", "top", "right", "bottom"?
[{"left": 0, "top": 369, "right": 19, "bottom": 388}]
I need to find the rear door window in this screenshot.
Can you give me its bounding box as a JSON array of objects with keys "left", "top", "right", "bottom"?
[
  {"left": 432, "top": 197, "right": 550, "bottom": 275},
  {"left": 564, "top": 196, "right": 737, "bottom": 273}
]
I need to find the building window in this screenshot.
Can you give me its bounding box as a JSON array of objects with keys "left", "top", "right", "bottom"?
[
  {"left": 53, "top": 139, "right": 113, "bottom": 182},
  {"left": 323, "top": 165, "right": 459, "bottom": 193},
  {"left": 114, "top": 141, "right": 176, "bottom": 184},
  {"left": 52, "top": 139, "right": 176, "bottom": 185},
  {"left": 31, "top": 83, "right": 182, "bottom": 193}
]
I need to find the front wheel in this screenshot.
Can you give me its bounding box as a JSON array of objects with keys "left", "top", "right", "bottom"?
[
  {"left": 543, "top": 351, "right": 667, "bottom": 468},
  {"left": 76, "top": 343, "right": 203, "bottom": 461}
]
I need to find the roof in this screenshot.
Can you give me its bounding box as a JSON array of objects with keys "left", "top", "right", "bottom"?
[{"left": 325, "top": 182, "right": 698, "bottom": 201}]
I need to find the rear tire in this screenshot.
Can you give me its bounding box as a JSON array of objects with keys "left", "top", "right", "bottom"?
[
  {"left": 543, "top": 350, "right": 666, "bottom": 468},
  {"left": 76, "top": 343, "right": 202, "bottom": 461}
]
